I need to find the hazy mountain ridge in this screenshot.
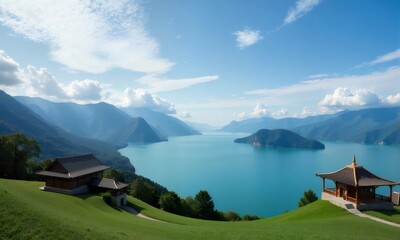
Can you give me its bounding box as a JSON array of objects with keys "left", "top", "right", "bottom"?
[
  {"left": 221, "top": 107, "right": 400, "bottom": 145},
  {"left": 0, "top": 90, "right": 135, "bottom": 175},
  {"left": 121, "top": 107, "right": 200, "bottom": 138},
  {"left": 220, "top": 114, "right": 338, "bottom": 133},
  {"left": 105, "top": 117, "right": 167, "bottom": 147},
  {"left": 234, "top": 129, "right": 325, "bottom": 149},
  {"left": 16, "top": 96, "right": 167, "bottom": 145},
  {"left": 294, "top": 107, "right": 400, "bottom": 144}
]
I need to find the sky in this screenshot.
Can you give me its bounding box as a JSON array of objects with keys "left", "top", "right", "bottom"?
[{"left": 0, "top": 0, "right": 399, "bottom": 126}]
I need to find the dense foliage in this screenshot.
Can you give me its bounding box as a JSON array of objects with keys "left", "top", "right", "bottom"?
[
  {"left": 159, "top": 191, "right": 182, "bottom": 214},
  {"left": 100, "top": 192, "right": 113, "bottom": 205},
  {"left": 234, "top": 129, "right": 325, "bottom": 149},
  {"left": 298, "top": 189, "right": 318, "bottom": 207},
  {"left": 0, "top": 133, "right": 40, "bottom": 179},
  {"left": 104, "top": 168, "right": 126, "bottom": 182}
]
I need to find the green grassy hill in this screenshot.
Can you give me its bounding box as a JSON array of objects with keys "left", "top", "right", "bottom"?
[{"left": 1, "top": 179, "right": 399, "bottom": 240}]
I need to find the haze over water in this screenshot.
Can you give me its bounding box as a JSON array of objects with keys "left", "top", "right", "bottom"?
[{"left": 120, "top": 132, "right": 400, "bottom": 217}]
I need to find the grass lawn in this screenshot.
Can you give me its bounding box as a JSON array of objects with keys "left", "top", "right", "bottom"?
[
  {"left": 364, "top": 206, "right": 400, "bottom": 224},
  {"left": 1, "top": 178, "right": 399, "bottom": 240}
]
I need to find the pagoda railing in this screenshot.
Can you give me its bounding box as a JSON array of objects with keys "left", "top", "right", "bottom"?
[{"left": 323, "top": 188, "right": 336, "bottom": 196}]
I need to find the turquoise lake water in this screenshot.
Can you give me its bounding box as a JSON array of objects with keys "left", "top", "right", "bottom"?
[{"left": 120, "top": 132, "right": 400, "bottom": 217}]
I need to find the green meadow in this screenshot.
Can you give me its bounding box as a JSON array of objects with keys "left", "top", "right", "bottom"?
[{"left": 0, "top": 179, "right": 399, "bottom": 240}]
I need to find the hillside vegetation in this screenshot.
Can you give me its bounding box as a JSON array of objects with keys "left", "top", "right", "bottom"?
[
  {"left": 1, "top": 179, "right": 399, "bottom": 240},
  {"left": 234, "top": 129, "right": 325, "bottom": 149}
]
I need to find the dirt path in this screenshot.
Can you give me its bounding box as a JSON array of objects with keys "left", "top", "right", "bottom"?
[{"left": 122, "top": 205, "right": 166, "bottom": 223}]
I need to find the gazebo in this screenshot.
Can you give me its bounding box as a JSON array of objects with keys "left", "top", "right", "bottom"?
[{"left": 316, "top": 156, "right": 399, "bottom": 210}]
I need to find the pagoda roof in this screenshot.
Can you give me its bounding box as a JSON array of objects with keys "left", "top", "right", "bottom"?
[
  {"left": 36, "top": 154, "right": 110, "bottom": 179},
  {"left": 88, "top": 178, "right": 128, "bottom": 190},
  {"left": 316, "top": 156, "right": 399, "bottom": 187}
]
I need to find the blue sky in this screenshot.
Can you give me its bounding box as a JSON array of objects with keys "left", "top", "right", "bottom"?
[{"left": 0, "top": 0, "right": 399, "bottom": 126}]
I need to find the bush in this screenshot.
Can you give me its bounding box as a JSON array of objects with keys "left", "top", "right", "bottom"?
[
  {"left": 159, "top": 191, "right": 182, "bottom": 214},
  {"left": 224, "top": 211, "right": 241, "bottom": 221},
  {"left": 242, "top": 214, "right": 260, "bottom": 221},
  {"left": 100, "top": 192, "right": 113, "bottom": 205},
  {"left": 298, "top": 189, "right": 318, "bottom": 207}
]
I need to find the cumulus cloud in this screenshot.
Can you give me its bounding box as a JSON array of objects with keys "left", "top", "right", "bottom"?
[
  {"left": 0, "top": 0, "right": 173, "bottom": 74},
  {"left": 319, "top": 87, "right": 381, "bottom": 110},
  {"left": 118, "top": 88, "right": 176, "bottom": 114},
  {"left": 233, "top": 111, "right": 247, "bottom": 120},
  {"left": 234, "top": 28, "right": 263, "bottom": 49},
  {"left": 284, "top": 0, "right": 322, "bottom": 25},
  {"left": 252, "top": 102, "right": 269, "bottom": 117},
  {"left": 386, "top": 93, "right": 400, "bottom": 105},
  {"left": 25, "top": 65, "right": 103, "bottom": 101},
  {"left": 137, "top": 74, "right": 219, "bottom": 93},
  {"left": 178, "top": 111, "right": 191, "bottom": 118},
  {"left": 25, "top": 65, "right": 66, "bottom": 98},
  {"left": 272, "top": 108, "right": 289, "bottom": 118},
  {"left": 64, "top": 79, "right": 103, "bottom": 101},
  {"left": 0, "top": 50, "right": 23, "bottom": 85},
  {"left": 355, "top": 49, "right": 400, "bottom": 68}
]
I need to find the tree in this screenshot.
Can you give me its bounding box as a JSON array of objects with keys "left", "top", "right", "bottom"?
[
  {"left": 181, "top": 196, "right": 196, "bottom": 217},
  {"left": 129, "top": 177, "right": 155, "bottom": 205},
  {"left": 0, "top": 133, "right": 40, "bottom": 179},
  {"left": 39, "top": 159, "right": 54, "bottom": 170},
  {"left": 159, "top": 191, "right": 182, "bottom": 214},
  {"left": 104, "top": 168, "right": 125, "bottom": 182},
  {"left": 298, "top": 189, "right": 318, "bottom": 207},
  {"left": 193, "top": 190, "right": 215, "bottom": 220}
]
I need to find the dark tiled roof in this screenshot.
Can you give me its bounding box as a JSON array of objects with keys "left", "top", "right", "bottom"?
[
  {"left": 316, "top": 162, "right": 399, "bottom": 187},
  {"left": 88, "top": 178, "right": 128, "bottom": 190},
  {"left": 36, "top": 154, "right": 110, "bottom": 178}
]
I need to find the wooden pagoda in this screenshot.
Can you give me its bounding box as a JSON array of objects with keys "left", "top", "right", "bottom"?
[{"left": 316, "top": 156, "right": 399, "bottom": 210}]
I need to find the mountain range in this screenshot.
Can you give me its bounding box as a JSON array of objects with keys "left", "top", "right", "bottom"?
[
  {"left": 0, "top": 90, "right": 135, "bottom": 176},
  {"left": 16, "top": 96, "right": 198, "bottom": 145},
  {"left": 121, "top": 107, "right": 200, "bottom": 138},
  {"left": 221, "top": 107, "right": 400, "bottom": 145}
]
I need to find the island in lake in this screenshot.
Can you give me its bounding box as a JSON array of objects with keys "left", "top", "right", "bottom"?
[{"left": 234, "top": 129, "right": 325, "bottom": 149}]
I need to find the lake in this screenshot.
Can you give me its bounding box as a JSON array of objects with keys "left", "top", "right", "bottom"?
[{"left": 120, "top": 132, "right": 400, "bottom": 217}]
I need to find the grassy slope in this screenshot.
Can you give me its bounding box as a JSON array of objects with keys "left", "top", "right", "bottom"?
[
  {"left": 0, "top": 179, "right": 399, "bottom": 240},
  {"left": 364, "top": 206, "right": 400, "bottom": 224}
]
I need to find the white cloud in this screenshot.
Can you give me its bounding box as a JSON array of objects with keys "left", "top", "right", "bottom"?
[
  {"left": 0, "top": 50, "right": 23, "bottom": 85},
  {"left": 272, "top": 108, "right": 289, "bottom": 118},
  {"left": 245, "top": 66, "right": 400, "bottom": 98},
  {"left": 234, "top": 111, "right": 248, "bottom": 120},
  {"left": 117, "top": 88, "right": 176, "bottom": 114},
  {"left": 64, "top": 79, "right": 103, "bottom": 101},
  {"left": 355, "top": 49, "right": 400, "bottom": 68},
  {"left": 234, "top": 28, "right": 263, "bottom": 49},
  {"left": 319, "top": 87, "right": 381, "bottom": 110},
  {"left": 252, "top": 102, "right": 269, "bottom": 117},
  {"left": 25, "top": 65, "right": 66, "bottom": 98},
  {"left": 284, "top": 0, "right": 322, "bottom": 25},
  {"left": 0, "top": 0, "right": 173, "bottom": 74},
  {"left": 307, "top": 73, "right": 329, "bottom": 79},
  {"left": 178, "top": 111, "right": 191, "bottom": 118},
  {"left": 137, "top": 74, "right": 219, "bottom": 93},
  {"left": 25, "top": 65, "right": 103, "bottom": 101},
  {"left": 386, "top": 93, "right": 400, "bottom": 105}
]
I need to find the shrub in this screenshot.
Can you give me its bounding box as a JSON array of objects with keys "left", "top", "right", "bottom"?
[
  {"left": 224, "top": 211, "right": 241, "bottom": 221},
  {"left": 101, "top": 192, "right": 113, "bottom": 205},
  {"left": 298, "top": 189, "right": 318, "bottom": 207},
  {"left": 242, "top": 214, "right": 260, "bottom": 221}
]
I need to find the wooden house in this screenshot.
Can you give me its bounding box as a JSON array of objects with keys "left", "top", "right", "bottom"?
[
  {"left": 36, "top": 154, "right": 128, "bottom": 206},
  {"left": 316, "top": 156, "right": 399, "bottom": 210}
]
